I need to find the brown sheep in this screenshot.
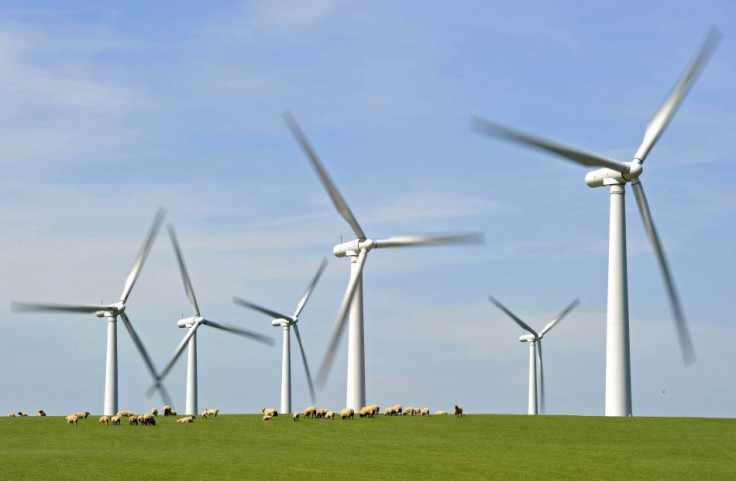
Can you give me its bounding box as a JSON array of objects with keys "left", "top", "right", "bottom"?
[
  {"left": 453, "top": 405, "right": 464, "bottom": 417},
  {"left": 98, "top": 416, "right": 110, "bottom": 425},
  {"left": 303, "top": 406, "right": 317, "bottom": 418},
  {"left": 65, "top": 414, "right": 78, "bottom": 426}
]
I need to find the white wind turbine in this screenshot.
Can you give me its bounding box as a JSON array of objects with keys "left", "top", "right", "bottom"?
[
  {"left": 14, "top": 208, "right": 173, "bottom": 415},
  {"left": 489, "top": 296, "right": 579, "bottom": 415},
  {"left": 233, "top": 259, "right": 327, "bottom": 414},
  {"left": 473, "top": 29, "right": 720, "bottom": 416},
  {"left": 150, "top": 225, "right": 274, "bottom": 415},
  {"left": 284, "top": 112, "right": 483, "bottom": 412}
]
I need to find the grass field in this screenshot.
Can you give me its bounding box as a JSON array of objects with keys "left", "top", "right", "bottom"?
[{"left": 1, "top": 413, "right": 733, "bottom": 480}]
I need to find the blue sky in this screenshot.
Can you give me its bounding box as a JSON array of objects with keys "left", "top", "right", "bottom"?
[{"left": 1, "top": 1, "right": 734, "bottom": 417}]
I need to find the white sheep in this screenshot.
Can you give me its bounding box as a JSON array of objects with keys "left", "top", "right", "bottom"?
[
  {"left": 292, "top": 413, "right": 299, "bottom": 421},
  {"left": 37, "top": 410, "right": 46, "bottom": 417},
  {"left": 151, "top": 408, "right": 158, "bottom": 417},
  {"left": 206, "top": 409, "right": 219, "bottom": 418},
  {"left": 65, "top": 414, "right": 78, "bottom": 426},
  {"left": 142, "top": 413, "right": 156, "bottom": 426},
  {"left": 128, "top": 415, "right": 138, "bottom": 426},
  {"left": 421, "top": 408, "right": 430, "bottom": 417},
  {"left": 111, "top": 415, "right": 121, "bottom": 425},
  {"left": 162, "top": 405, "right": 172, "bottom": 417},
  {"left": 262, "top": 408, "right": 278, "bottom": 418},
  {"left": 176, "top": 415, "right": 194, "bottom": 423},
  {"left": 434, "top": 410, "right": 449, "bottom": 415},
  {"left": 453, "top": 405, "right": 464, "bottom": 417},
  {"left": 324, "top": 411, "right": 335, "bottom": 420},
  {"left": 201, "top": 409, "right": 209, "bottom": 419},
  {"left": 73, "top": 411, "right": 90, "bottom": 419},
  {"left": 117, "top": 410, "right": 134, "bottom": 418},
  {"left": 303, "top": 406, "right": 317, "bottom": 418},
  {"left": 316, "top": 408, "right": 328, "bottom": 418},
  {"left": 17, "top": 411, "right": 29, "bottom": 417},
  {"left": 339, "top": 408, "right": 354, "bottom": 420},
  {"left": 262, "top": 414, "right": 273, "bottom": 421},
  {"left": 7, "top": 413, "right": 15, "bottom": 417},
  {"left": 170, "top": 409, "right": 178, "bottom": 416},
  {"left": 98, "top": 416, "right": 110, "bottom": 425}
]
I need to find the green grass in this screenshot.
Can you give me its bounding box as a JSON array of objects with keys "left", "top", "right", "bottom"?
[{"left": 1, "top": 414, "right": 733, "bottom": 480}]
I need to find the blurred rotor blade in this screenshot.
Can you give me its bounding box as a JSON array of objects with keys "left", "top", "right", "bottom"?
[
  {"left": 283, "top": 111, "right": 366, "bottom": 241},
  {"left": 634, "top": 28, "right": 721, "bottom": 163},
  {"left": 631, "top": 181, "right": 695, "bottom": 364},
  {"left": 315, "top": 248, "right": 368, "bottom": 389},
  {"left": 168, "top": 224, "right": 200, "bottom": 317},
  {"left": 488, "top": 296, "right": 538, "bottom": 337},
  {"left": 201, "top": 319, "right": 275, "bottom": 346},
  {"left": 154, "top": 324, "right": 200, "bottom": 389},
  {"left": 121, "top": 207, "right": 165, "bottom": 303},
  {"left": 472, "top": 116, "right": 629, "bottom": 173},
  {"left": 233, "top": 297, "right": 291, "bottom": 322},
  {"left": 120, "top": 313, "right": 173, "bottom": 407},
  {"left": 374, "top": 233, "right": 485, "bottom": 249},
  {"left": 539, "top": 298, "right": 580, "bottom": 337},
  {"left": 537, "top": 340, "right": 545, "bottom": 414},
  {"left": 293, "top": 324, "right": 316, "bottom": 403},
  {"left": 293, "top": 258, "right": 328, "bottom": 318},
  {"left": 12, "top": 302, "right": 112, "bottom": 314}
]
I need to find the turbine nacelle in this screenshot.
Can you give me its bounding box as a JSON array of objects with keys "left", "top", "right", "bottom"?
[
  {"left": 519, "top": 333, "right": 537, "bottom": 343},
  {"left": 585, "top": 163, "right": 643, "bottom": 188},
  {"left": 333, "top": 239, "right": 376, "bottom": 258},
  {"left": 271, "top": 317, "right": 295, "bottom": 327},
  {"left": 177, "top": 316, "right": 202, "bottom": 328},
  {"left": 96, "top": 301, "right": 125, "bottom": 317}
]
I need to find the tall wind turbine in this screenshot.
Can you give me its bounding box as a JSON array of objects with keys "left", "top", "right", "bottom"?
[
  {"left": 151, "top": 225, "right": 274, "bottom": 415},
  {"left": 13, "top": 208, "right": 172, "bottom": 415},
  {"left": 489, "top": 296, "right": 579, "bottom": 415},
  {"left": 284, "top": 112, "right": 483, "bottom": 412},
  {"left": 473, "top": 29, "right": 720, "bottom": 416},
  {"left": 233, "top": 259, "right": 327, "bottom": 414}
]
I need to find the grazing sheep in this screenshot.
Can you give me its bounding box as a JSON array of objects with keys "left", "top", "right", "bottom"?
[
  {"left": 65, "top": 415, "right": 78, "bottom": 426},
  {"left": 98, "top": 416, "right": 110, "bottom": 425},
  {"left": 316, "top": 408, "right": 328, "bottom": 419},
  {"left": 7, "top": 413, "right": 15, "bottom": 417},
  {"left": 141, "top": 413, "right": 156, "bottom": 426},
  {"left": 201, "top": 409, "right": 209, "bottom": 420},
  {"left": 261, "top": 408, "right": 278, "bottom": 418},
  {"left": 73, "top": 411, "right": 90, "bottom": 419},
  {"left": 162, "top": 405, "right": 172, "bottom": 417},
  {"left": 404, "top": 407, "right": 419, "bottom": 416},
  {"left": 111, "top": 415, "right": 121, "bottom": 425},
  {"left": 37, "top": 410, "right": 46, "bottom": 417},
  {"left": 303, "top": 406, "right": 317, "bottom": 418},
  {"left": 359, "top": 406, "right": 371, "bottom": 418},
  {"left": 421, "top": 408, "right": 430, "bottom": 417},
  {"left": 434, "top": 410, "right": 449, "bottom": 416},
  {"left": 262, "top": 414, "right": 273, "bottom": 421},
  {"left": 205, "top": 409, "right": 219, "bottom": 418},
  {"left": 170, "top": 410, "right": 178, "bottom": 416},
  {"left": 324, "top": 411, "right": 335, "bottom": 420},
  {"left": 151, "top": 408, "right": 158, "bottom": 417},
  {"left": 339, "top": 408, "right": 354, "bottom": 420},
  {"left": 116, "top": 411, "right": 134, "bottom": 418},
  {"left": 453, "top": 405, "right": 464, "bottom": 417},
  {"left": 128, "top": 415, "right": 138, "bottom": 426},
  {"left": 383, "top": 407, "right": 394, "bottom": 416},
  {"left": 369, "top": 405, "right": 380, "bottom": 416},
  {"left": 176, "top": 415, "right": 194, "bottom": 423},
  {"left": 17, "top": 412, "right": 28, "bottom": 417},
  {"left": 292, "top": 413, "right": 299, "bottom": 421}
]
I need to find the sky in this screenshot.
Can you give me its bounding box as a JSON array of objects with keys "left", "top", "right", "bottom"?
[{"left": 0, "top": 0, "right": 734, "bottom": 418}]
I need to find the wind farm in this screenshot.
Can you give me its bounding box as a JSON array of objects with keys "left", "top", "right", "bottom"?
[{"left": 1, "top": 1, "right": 734, "bottom": 432}]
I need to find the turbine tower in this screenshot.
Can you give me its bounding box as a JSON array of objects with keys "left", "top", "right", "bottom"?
[
  {"left": 233, "top": 259, "right": 327, "bottom": 413},
  {"left": 151, "top": 225, "right": 274, "bottom": 415},
  {"left": 473, "top": 29, "right": 720, "bottom": 416},
  {"left": 284, "top": 112, "right": 483, "bottom": 412},
  {"left": 489, "top": 296, "right": 579, "bottom": 414},
  {"left": 14, "top": 208, "right": 173, "bottom": 415}
]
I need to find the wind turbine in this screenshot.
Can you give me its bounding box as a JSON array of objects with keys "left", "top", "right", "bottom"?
[
  {"left": 472, "top": 29, "right": 720, "bottom": 416},
  {"left": 13, "top": 208, "right": 173, "bottom": 415},
  {"left": 151, "top": 225, "right": 274, "bottom": 415},
  {"left": 233, "top": 259, "right": 327, "bottom": 414},
  {"left": 284, "top": 112, "right": 483, "bottom": 412},
  {"left": 489, "top": 296, "right": 579, "bottom": 415}
]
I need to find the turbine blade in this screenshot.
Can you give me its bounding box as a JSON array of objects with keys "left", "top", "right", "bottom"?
[
  {"left": 488, "top": 295, "right": 538, "bottom": 337},
  {"left": 201, "top": 319, "right": 275, "bottom": 346},
  {"left": 119, "top": 313, "right": 173, "bottom": 407},
  {"left": 631, "top": 181, "right": 695, "bottom": 364},
  {"left": 283, "top": 111, "right": 366, "bottom": 241},
  {"left": 168, "top": 224, "right": 200, "bottom": 317},
  {"left": 293, "top": 324, "right": 317, "bottom": 403},
  {"left": 539, "top": 298, "right": 580, "bottom": 337},
  {"left": 12, "top": 302, "right": 113, "bottom": 314},
  {"left": 537, "top": 340, "right": 545, "bottom": 414},
  {"left": 153, "top": 324, "right": 199, "bottom": 389},
  {"left": 374, "top": 233, "right": 485, "bottom": 249},
  {"left": 471, "top": 116, "right": 629, "bottom": 173},
  {"left": 233, "top": 297, "right": 291, "bottom": 322},
  {"left": 293, "top": 258, "right": 328, "bottom": 318},
  {"left": 315, "top": 248, "right": 369, "bottom": 389},
  {"left": 634, "top": 28, "right": 721, "bottom": 163},
  {"left": 121, "top": 207, "right": 165, "bottom": 303}
]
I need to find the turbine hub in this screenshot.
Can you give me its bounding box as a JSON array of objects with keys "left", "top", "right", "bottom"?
[
  {"left": 177, "top": 316, "right": 200, "bottom": 328},
  {"left": 333, "top": 238, "right": 376, "bottom": 257},
  {"left": 271, "top": 318, "right": 294, "bottom": 327},
  {"left": 519, "top": 333, "right": 536, "bottom": 342},
  {"left": 585, "top": 162, "right": 643, "bottom": 188}
]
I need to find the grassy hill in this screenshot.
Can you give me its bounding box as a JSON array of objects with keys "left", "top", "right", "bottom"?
[{"left": 1, "top": 413, "right": 733, "bottom": 480}]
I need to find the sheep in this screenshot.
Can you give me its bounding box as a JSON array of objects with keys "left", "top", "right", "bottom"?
[
  {"left": 339, "top": 408, "right": 354, "bottom": 420},
  {"left": 201, "top": 409, "right": 209, "bottom": 420},
  {"left": 7, "top": 413, "right": 15, "bottom": 417},
  {"left": 162, "top": 405, "right": 172, "bottom": 417},
  {"left": 176, "top": 415, "right": 194, "bottom": 423},
  {"left": 303, "top": 406, "right": 317, "bottom": 418},
  {"left": 404, "top": 407, "right": 418, "bottom": 416},
  {"left": 73, "top": 411, "right": 90, "bottom": 419},
  {"left": 137, "top": 415, "right": 145, "bottom": 425},
  {"left": 98, "top": 416, "right": 110, "bottom": 425},
  {"left": 170, "top": 410, "right": 178, "bottom": 416},
  {"left": 261, "top": 408, "right": 278, "bottom": 418},
  {"left": 368, "top": 404, "right": 380, "bottom": 416},
  {"left": 292, "top": 413, "right": 299, "bottom": 421},
  {"left": 434, "top": 410, "right": 449, "bottom": 416},
  {"left": 141, "top": 413, "right": 156, "bottom": 426},
  {"left": 453, "top": 405, "right": 464, "bottom": 417},
  {"left": 421, "top": 408, "right": 430, "bottom": 417},
  {"left": 111, "top": 415, "right": 121, "bottom": 425},
  {"left": 37, "top": 410, "right": 46, "bottom": 417},
  {"left": 128, "top": 415, "right": 138, "bottom": 426},
  {"left": 324, "top": 411, "right": 335, "bottom": 420},
  {"left": 116, "top": 411, "right": 134, "bottom": 418},
  {"left": 17, "top": 412, "right": 29, "bottom": 417},
  {"left": 151, "top": 408, "right": 158, "bottom": 417},
  {"left": 359, "top": 406, "right": 372, "bottom": 418},
  {"left": 65, "top": 414, "right": 78, "bottom": 426},
  {"left": 383, "top": 407, "right": 395, "bottom": 416},
  {"left": 316, "top": 408, "right": 328, "bottom": 419},
  {"left": 262, "top": 414, "right": 273, "bottom": 421},
  {"left": 205, "top": 409, "right": 219, "bottom": 418}
]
